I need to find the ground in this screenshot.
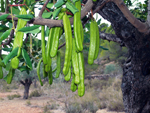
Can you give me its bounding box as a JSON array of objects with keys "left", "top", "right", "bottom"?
[{"left": 0, "top": 88, "right": 125, "bottom": 113}]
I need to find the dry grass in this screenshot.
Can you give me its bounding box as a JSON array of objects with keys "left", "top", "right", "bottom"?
[
  {"left": 7, "top": 93, "right": 21, "bottom": 100},
  {"left": 98, "top": 78, "right": 124, "bottom": 111}
]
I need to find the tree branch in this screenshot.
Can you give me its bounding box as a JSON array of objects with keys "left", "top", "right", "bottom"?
[
  {"left": 93, "top": 0, "right": 149, "bottom": 34},
  {"left": 20, "top": 80, "right": 25, "bottom": 86},
  {"left": 38, "top": 0, "right": 50, "bottom": 17},
  {"left": 2, "top": 21, "right": 17, "bottom": 46},
  {"left": 99, "top": 31, "right": 124, "bottom": 44},
  {"left": 112, "top": 0, "right": 149, "bottom": 33},
  {"left": 0, "top": 0, "right": 94, "bottom": 28},
  {"left": 5, "top": 0, "right": 9, "bottom": 13},
  {"left": 58, "top": 42, "right": 66, "bottom": 49}
]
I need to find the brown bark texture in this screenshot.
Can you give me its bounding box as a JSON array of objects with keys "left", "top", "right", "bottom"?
[
  {"left": 20, "top": 78, "right": 32, "bottom": 99},
  {"left": 92, "top": 0, "right": 150, "bottom": 112}
]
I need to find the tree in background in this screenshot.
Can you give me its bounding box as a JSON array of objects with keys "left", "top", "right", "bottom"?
[{"left": 0, "top": 0, "right": 150, "bottom": 112}]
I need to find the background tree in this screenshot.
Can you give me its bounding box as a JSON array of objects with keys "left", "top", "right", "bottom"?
[{"left": 0, "top": 0, "right": 150, "bottom": 112}]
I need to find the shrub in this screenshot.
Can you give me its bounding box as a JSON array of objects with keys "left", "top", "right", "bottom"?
[
  {"left": 43, "top": 102, "right": 58, "bottom": 113},
  {"left": 81, "top": 101, "right": 98, "bottom": 113},
  {"left": 0, "top": 97, "right": 4, "bottom": 101},
  {"left": 64, "top": 88, "right": 99, "bottom": 113},
  {"left": 104, "top": 64, "right": 116, "bottom": 74},
  {"left": 26, "top": 100, "right": 31, "bottom": 106},
  {"left": 29, "top": 90, "right": 41, "bottom": 98},
  {"left": 64, "top": 103, "right": 83, "bottom": 113},
  {"left": 104, "top": 64, "right": 123, "bottom": 75},
  {"left": 98, "top": 78, "right": 124, "bottom": 112},
  {"left": 7, "top": 94, "right": 21, "bottom": 100}
]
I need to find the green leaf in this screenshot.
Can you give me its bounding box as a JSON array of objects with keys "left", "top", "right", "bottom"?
[
  {"left": 5, "top": 62, "right": 11, "bottom": 71},
  {"left": 72, "top": 0, "right": 79, "bottom": 3},
  {"left": 18, "top": 25, "right": 40, "bottom": 32},
  {"left": 2, "top": 47, "right": 19, "bottom": 65},
  {"left": 2, "top": 47, "right": 12, "bottom": 52},
  {"left": 11, "top": 7, "right": 20, "bottom": 15},
  {"left": 18, "top": 66, "right": 28, "bottom": 72},
  {"left": 97, "top": 19, "right": 101, "bottom": 25},
  {"left": 45, "top": 26, "right": 50, "bottom": 37},
  {"left": 100, "top": 46, "right": 109, "bottom": 50},
  {"left": 27, "top": 28, "right": 40, "bottom": 34},
  {"left": 42, "top": 12, "right": 53, "bottom": 18},
  {"left": 47, "top": 3, "right": 54, "bottom": 8},
  {"left": 0, "top": 28, "right": 12, "bottom": 43},
  {"left": 54, "top": 0, "right": 65, "bottom": 8},
  {"left": 3, "top": 75, "right": 7, "bottom": 81},
  {"left": 53, "top": 7, "right": 62, "bottom": 19},
  {"left": 0, "top": 14, "right": 9, "bottom": 21},
  {"left": 15, "top": 14, "right": 34, "bottom": 21},
  {"left": 66, "top": 2, "right": 78, "bottom": 14},
  {"left": 22, "top": 48, "right": 32, "bottom": 69},
  {"left": 0, "top": 25, "right": 9, "bottom": 31}
]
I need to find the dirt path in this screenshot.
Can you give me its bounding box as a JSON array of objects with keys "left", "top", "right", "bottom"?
[
  {"left": 0, "top": 90, "right": 66, "bottom": 113},
  {"left": 0, "top": 99, "right": 42, "bottom": 113},
  {"left": 0, "top": 89, "right": 124, "bottom": 113}
]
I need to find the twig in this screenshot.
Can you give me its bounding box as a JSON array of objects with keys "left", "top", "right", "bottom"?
[
  {"left": 38, "top": 0, "right": 50, "bottom": 17},
  {"left": 9, "top": 4, "right": 26, "bottom": 7},
  {"left": 5, "top": 0, "right": 9, "bottom": 13},
  {"left": 0, "top": 0, "right": 94, "bottom": 28},
  {"left": 2, "top": 21, "right": 17, "bottom": 46},
  {"left": 58, "top": 42, "right": 66, "bottom": 49},
  {"left": 99, "top": 31, "right": 123, "bottom": 44}
]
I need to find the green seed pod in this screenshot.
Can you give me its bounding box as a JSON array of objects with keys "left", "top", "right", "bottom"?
[
  {"left": 11, "top": 57, "right": 19, "bottom": 69},
  {"left": 62, "top": 13, "right": 72, "bottom": 75}
]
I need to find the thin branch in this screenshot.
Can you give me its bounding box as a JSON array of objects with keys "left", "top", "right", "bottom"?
[
  {"left": 0, "top": 0, "right": 94, "bottom": 28},
  {"left": 38, "top": 0, "right": 50, "bottom": 17},
  {"left": 58, "top": 42, "right": 66, "bottom": 49},
  {"left": 5, "top": 0, "right": 9, "bottom": 13},
  {"left": 2, "top": 21, "right": 17, "bottom": 46},
  {"left": 20, "top": 80, "right": 25, "bottom": 86},
  {"left": 93, "top": 0, "right": 110, "bottom": 14},
  {"left": 99, "top": 31, "right": 123, "bottom": 44}
]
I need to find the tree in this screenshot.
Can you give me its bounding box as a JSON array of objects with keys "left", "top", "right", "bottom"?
[{"left": 0, "top": 0, "right": 149, "bottom": 112}]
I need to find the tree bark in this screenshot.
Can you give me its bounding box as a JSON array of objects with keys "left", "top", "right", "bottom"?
[
  {"left": 92, "top": 1, "right": 150, "bottom": 112},
  {"left": 20, "top": 78, "right": 32, "bottom": 99}
]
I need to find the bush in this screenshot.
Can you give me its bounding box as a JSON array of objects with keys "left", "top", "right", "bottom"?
[
  {"left": 85, "top": 78, "right": 114, "bottom": 91},
  {"left": 0, "top": 97, "right": 4, "bottom": 101},
  {"left": 26, "top": 100, "right": 31, "bottom": 106},
  {"left": 104, "top": 64, "right": 122, "bottom": 75},
  {"left": 7, "top": 94, "right": 21, "bottom": 100},
  {"left": 64, "top": 88, "right": 99, "bottom": 113},
  {"left": 98, "top": 78, "right": 124, "bottom": 111},
  {"left": 29, "top": 90, "right": 41, "bottom": 98},
  {"left": 104, "top": 64, "right": 116, "bottom": 74},
  {"left": 81, "top": 101, "right": 98, "bottom": 113},
  {"left": 64, "top": 103, "right": 83, "bottom": 113},
  {"left": 43, "top": 102, "right": 59, "bottom": 113}
]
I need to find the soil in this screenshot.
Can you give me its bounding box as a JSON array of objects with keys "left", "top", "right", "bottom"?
[{"left": 0, "top": 89, "right": 125, "bottom": 113}]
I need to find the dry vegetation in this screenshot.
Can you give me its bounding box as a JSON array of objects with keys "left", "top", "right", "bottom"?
[{"left": 0, "top": 63, "right": 125, "bottom": 113}]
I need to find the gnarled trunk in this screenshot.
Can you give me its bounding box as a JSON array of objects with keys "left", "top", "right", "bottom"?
[
  {"left": 91, "top": 1, "right": 150, "bottom": 112},
  {"left": 122, "top": 45, "right": 150, "bottom": 113},
  {"left": 20, "top": 78, "right": 32, "bottom": 99}
]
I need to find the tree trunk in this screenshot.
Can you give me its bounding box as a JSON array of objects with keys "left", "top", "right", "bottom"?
[
  {"left": 20, "top": 78, "right": 32, "bottom": 99},
  {"left": 91, "top": 1, "right": 150, "bottom": 112},
  {"left": 33, "top": 79, "right": 37, "bottom": 88}
]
